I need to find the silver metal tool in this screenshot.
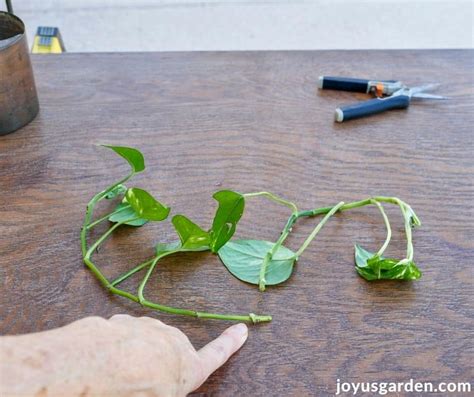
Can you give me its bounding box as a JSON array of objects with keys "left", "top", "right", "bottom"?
[{"left": 318, "top": 76, "right": 448, "bottom": 122}]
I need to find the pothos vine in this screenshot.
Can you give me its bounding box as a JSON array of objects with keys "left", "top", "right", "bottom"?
[{"left": 81, "top": 145, "right": 422, "bottom": 324}]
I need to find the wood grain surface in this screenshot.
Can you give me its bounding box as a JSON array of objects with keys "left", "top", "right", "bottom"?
[{"left": 0, "top": 50, "right": 473, "bottom": 396}]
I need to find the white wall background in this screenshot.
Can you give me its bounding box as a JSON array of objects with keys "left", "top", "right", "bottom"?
[{"left": 7, "top": 0, "right": 474, "bottom": 52}]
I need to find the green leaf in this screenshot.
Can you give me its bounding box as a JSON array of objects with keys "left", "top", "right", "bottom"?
[
  {"left": 218, "top": 239, "right": 296, "bottom": 285},
  {"left": 355, "top": 266, "right": 379, "bottom": 281},
  {"left": 105, "top": 184, "right": 127, "bottom": 199},
  {"left": 172, "top": 215, "right": 210, "bottom": 250},
  {"left": 367, "top": 256, "right": 399, "bottom": 270},
  {"left": 209, "top": 190, "right": 245, "bottom": 253},
  {"left": 125, "top": 188, "right": 170, "bottom": 221},
  {"left": 108, "top": 202, "right": 148, "bottom": 227},
  {"left": 354, "top": 244, "right": 421, "bottom": 281},
  {"left": 155, "top": 241, "right": 182, "bottom": 255},
  {"left": 354, "top": 244, "right": 373, "bottom": 268},
  {"left": 383, "top": 262, "right": 422, "bottom": 279},
  {"left": 101, "top": 145, "right": 145, "bottom": 173}
]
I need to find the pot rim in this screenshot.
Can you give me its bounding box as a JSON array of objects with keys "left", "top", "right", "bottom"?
[{"left": 0, "top": 11, "right": 25, "bottom": 52}]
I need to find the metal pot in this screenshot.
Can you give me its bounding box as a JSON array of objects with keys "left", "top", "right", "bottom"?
[{"left": 0, "top": 11, "right": 39, "bottom": 135}]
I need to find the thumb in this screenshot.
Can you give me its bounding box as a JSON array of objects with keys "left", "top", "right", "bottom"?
[{"left": 193, "top": 323, "right": 248, "bottom": 389}]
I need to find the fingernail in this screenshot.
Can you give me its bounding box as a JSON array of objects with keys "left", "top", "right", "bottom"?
[{"left": 232, "top": 323, "right": 248, "bottom": 338}]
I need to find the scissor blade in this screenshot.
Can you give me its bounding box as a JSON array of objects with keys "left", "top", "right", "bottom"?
[
  {"left": 409, "top": 83, "right": 441, "bottom": 95},
  {"left": 411, "top": 92, "right": 449, "bottom": 100}
]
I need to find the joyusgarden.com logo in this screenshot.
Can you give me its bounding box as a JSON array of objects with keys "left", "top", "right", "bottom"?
[{"left": 335, "top": 378, "right": 472, "bottom": 395}]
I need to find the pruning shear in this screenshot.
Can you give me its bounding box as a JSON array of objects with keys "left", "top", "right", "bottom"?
[{"left": 318, "top": 76, "right": 448, "bottom": 122}]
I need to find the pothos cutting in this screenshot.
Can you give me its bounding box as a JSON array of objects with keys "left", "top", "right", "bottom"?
[{"left": 81, "top": 145, "right": 422, "bottom": 324}]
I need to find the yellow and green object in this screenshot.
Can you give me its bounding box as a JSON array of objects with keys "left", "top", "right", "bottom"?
[{"left": 32, "top": 26, "right": 65, "bottom": 54}]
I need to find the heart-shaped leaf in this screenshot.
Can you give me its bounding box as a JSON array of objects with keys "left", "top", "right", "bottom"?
[
  {"left": 209, "top": 190, "right": 245, "bottom": 253},
  {"left": 354, "top": 244, "right": 421, "bottom": 280},
  {"left": 101, "top": 145, "right": 145, "bottom": 173},
  {"left": 218, "top": 239, "right": 296, "bottom": 285},
  {"left": 172, "top": 215, "right": 210, "bottom": 250},
  {"left": 108, "top": 202, "right": 148, "bottom": 226},
  {"left": 355, "top": 244, "right": 374, "bottom": 268},
  {"left": 125, "top": 188, "right": 170, "bottom": 221},
  {"left": 155, "top": 238, "right": 209, "bottom": 256},
  {"left": 155, "top": 241, "right": 182, "bottom": 255}
]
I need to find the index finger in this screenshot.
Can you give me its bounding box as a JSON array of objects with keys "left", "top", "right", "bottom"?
[{"left": 193, "top": 323, "right": 248, "bottom": 389}]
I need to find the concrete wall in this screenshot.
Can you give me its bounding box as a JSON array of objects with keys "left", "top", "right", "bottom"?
[{"left": 8, "top": 0, "right": 474, "bottom": 52}]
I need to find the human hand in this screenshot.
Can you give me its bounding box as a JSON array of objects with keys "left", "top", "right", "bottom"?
[{"left": 0, "top": 315, "right": 249, "bottom": 397}]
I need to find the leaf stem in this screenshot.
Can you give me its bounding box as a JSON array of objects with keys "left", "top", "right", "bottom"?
[
  {"left": 371, "top": 197, "right": 414, "bottom": 262},
  {"left": 243, "top": 191, "right": 302, "bottom": 291},
  {"left": 141, "top": 299, "right": 272, "bottom": 323},
  {"left": 86, "top": 205, "right": 130, "bottom": 230},
  {"left": 297, "top": 198, "right": 373, "bottom": 218},
  {"left": 110, "top": 257, "right": 155, "bottom": 287},
  {"left": 81, "top": 173, "right": 133, "bottom": 256},
  {"left": 243, "top": 191, "right": 298, "bottom": 213},
  {"left": 85, "top": 222, "right": 124, "bottom": 259},
  {"left": 137, "top": 252, "right": 176, "bottom": 303},
  {"left": 83, "top": 256, "right": 110, "bottom": 287},
  {"left": 370, "top": 200, "right": 392, "bottom": 257},
  {"left": 137, "top": 250, "right": 272, "bottom": 323},
  {"left": 83, "top": 219, "right": 135, "bottom": 292},
  {"left": 400, "top": 203, "right": 414, "bottom": 262},
  {"left": 294, "top": 201, "right": 345, "bottom": 257},
  {"left": 258, "top": 213, "right": 297, "bottom": 291},
  {"left": 295, "top": 196, "right": 415, "bottom": 262}
]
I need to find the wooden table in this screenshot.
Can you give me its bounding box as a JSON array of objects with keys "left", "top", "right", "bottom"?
[{"left": 1, "top": 50, "right": 472, "bottom": 396}]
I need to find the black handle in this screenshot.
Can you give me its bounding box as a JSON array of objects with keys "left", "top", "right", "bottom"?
[
  {"left": 6, "top": 0, "right": 13, "bottom": 14},
  {"left": 319, "top": 76, "right": 370, "bottom": 93},
  {"left": 335, "top": 95, "right": 411, "bottom": 122}
]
